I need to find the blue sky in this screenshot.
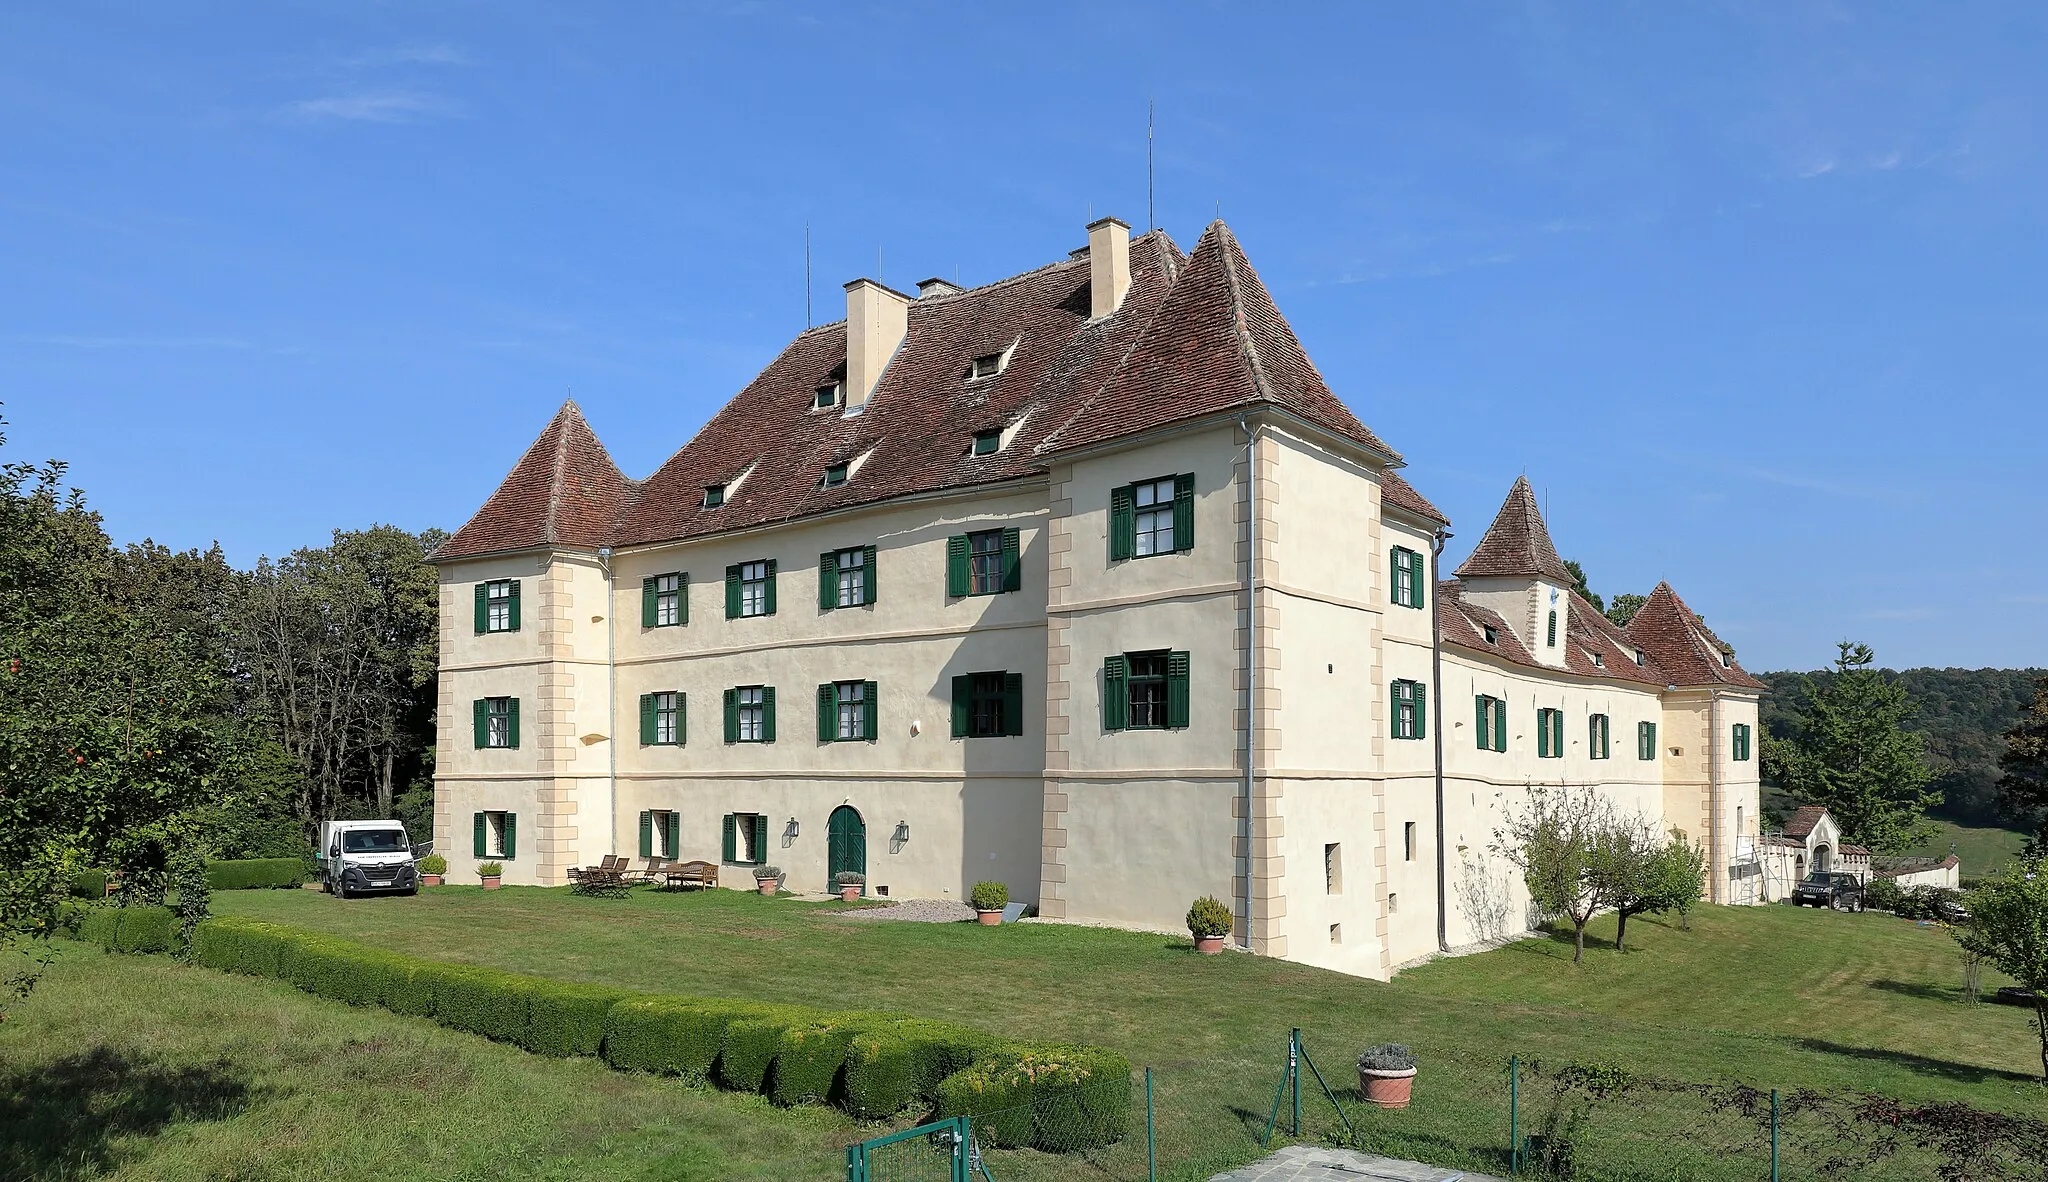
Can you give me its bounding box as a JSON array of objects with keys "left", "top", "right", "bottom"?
[{"left": 5, "top": 3, "right": 2044, "bottom": 672}]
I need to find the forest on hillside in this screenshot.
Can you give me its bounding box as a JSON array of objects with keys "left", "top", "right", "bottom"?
[{"left": 1757, "top": 666, "right": 2044, "bottom": 827}]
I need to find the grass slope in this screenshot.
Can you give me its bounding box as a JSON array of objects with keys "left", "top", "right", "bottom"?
[{"left": 1905, "top": 818, "right": 2032, "bottom": 881}]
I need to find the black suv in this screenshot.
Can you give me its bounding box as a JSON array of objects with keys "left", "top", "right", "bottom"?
[{"left": 1792, "top": 872, "right": 1864, "bottom": 911}]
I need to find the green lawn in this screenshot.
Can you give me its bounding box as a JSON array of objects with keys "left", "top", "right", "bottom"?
[
  {"left": 1906, "top": 818, "right": 2033, "bottom": 880},
  {"left": 8, "top": 889, "right": 2044, "bottom": 1180}
]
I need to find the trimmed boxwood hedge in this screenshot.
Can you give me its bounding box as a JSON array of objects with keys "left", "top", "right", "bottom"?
[
  {"left": 105, "top": 915, "right": 1131, "bottom": 1143},
  {"left": 205, "top": 858, "right": 308, "bottom": 890}
]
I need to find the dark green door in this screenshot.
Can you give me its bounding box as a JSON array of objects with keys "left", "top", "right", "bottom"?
[{"left": 827, "top": 805, "right": 866, "bottom": 895}]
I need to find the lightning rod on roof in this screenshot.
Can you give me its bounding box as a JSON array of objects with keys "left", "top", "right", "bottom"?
[
  {"left": 1148, "top": 98, "right": 1155, "bottom": 230},
  {"left": 805, "top": 221, "right": 812, "bottom": 328}
]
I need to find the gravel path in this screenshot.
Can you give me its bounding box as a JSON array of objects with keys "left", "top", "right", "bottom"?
[{"left": 832, "top": 898, "right": 975, "bottom": 923}]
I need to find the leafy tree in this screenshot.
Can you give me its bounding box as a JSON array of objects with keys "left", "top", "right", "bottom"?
[
  {"left": 1587, "top": 813, "right": 1660, "bottom": 952},
  {"left": 1604, "top": 593, "right": 1647, "bottom": 629},
  {"left": 1767, "top": 641, "right": 1940, "bottom": 854},
  {"left": 1495, "top": 786, "right": 1611, "bottom": 964},
  {"left": 1996, "top": 675, "right": 2048, "bottom": 852},
  {"left": 1649, "top": 830, "right": 1708, "bottom": 931},
  {"left": 1954, "top": 859, "right": 2048, "bottom": 1080},
  {"left": 1563, "top": 559, "right": 1605, "bottom": 612}
]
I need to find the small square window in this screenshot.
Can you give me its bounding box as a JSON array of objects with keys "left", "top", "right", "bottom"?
[
  {"left": 823, "top": 463, "right": 849, "bottom": 489},
  {"left": 1329, "top": 923, "right": 1342, "bottom": 945},
  {"left": 972, "top": 429, "right": 1001, "bottom": 456},
  {"left": 1482, "top": 624, "right": 1497, "bottom": 645},
  {"left": 1324, "top": 843, "right": 1342, "bottom": 894},
  {"left": 1634, "top": 648, "right": 1645, "bottom": 667},
  {"left": 966, "top": 351, "right": 1005, "bottom": 380},
  {"left": 704, "top": 484, "right": 726, "bottom": 508},
  {"left": 1404, "top": 821, "right": 1416, "bottom": 862},
  {"left": 1592, "top": 651, "right": 1605, "bottom": 668},
  {"left": 815, "top": 381, "right": 842, "bottom": 410}
]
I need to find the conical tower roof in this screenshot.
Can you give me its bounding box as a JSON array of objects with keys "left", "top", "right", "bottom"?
[
  {"left": 436, "top": 400, "right": 637, "bottom": 560},
  {"left": 1454, "top": 475, "right": 1574, "bottom": 583},
  {"left": 1622, "top": 581, "right": 1767, "bottom": 689}
]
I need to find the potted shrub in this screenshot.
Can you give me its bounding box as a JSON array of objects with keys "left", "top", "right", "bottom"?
[
  {"left": 476, "top": 862, "right": 503, "bottom": 891},
  {"left": 1186, "top": 895, "right": 1232, "bottom": 954},
  {"left": 969, "top": 880, "right": 1009, "bottom": 925},
  {"left": 752, "top": 865, "right": 783, "bottom": 897},
  {"left": 1357, "top": 1044, "right": 1417, "bottom": 1109},
  {"left": 417, "top": 854, "right": 447, "bottom": 887},
  {"left": 834, "top": 871, "right": 865, "bottom": 903}
]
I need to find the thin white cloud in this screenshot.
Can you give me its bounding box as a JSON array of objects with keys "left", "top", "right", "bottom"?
[
  {"left": 1797, "top": 158, "right": 1837, "bottom": 179},
  {"left": 280, "top": 90, "right": 461, "bottom": 124},
  {"left": 344, "top": 44, "right": 474, "bottom": 68}
]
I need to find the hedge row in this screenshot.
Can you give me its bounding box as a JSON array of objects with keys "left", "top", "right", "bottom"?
[
  {"left": 205, "top": 858, "right": 308, "bottom": 890},
  {"left": 173, "top": 916, "right": 1127, "bottom": 1144},
  {"left": 69, "top": 869, "right": 108, "bottom": 899},
  {"left": 76, "top": 905, "right": 178, "bottom": 954}
]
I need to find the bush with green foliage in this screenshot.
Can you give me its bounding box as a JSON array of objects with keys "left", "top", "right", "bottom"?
[
  {"left": 771, "top": 1015, "right": 862, "bottom": 1105},
  {"left": 417, "top": 853, "right": 447, "bottom": 875},
  {"left": 603, "top": 996, "right": 768, "bottom": 1079},
  {"left": 204, "top": 858, "right": 307, "bottom": 890},
  {"left": 476, "top": 862, "right": 503, "bottom": 878},
  {"left": 77, "top": 905, "right": 177, "bottom": 954},
  {"left": 717, "top": 1005, "right": 808, "bottom": 1092},
  {"left": 68, "top": 869, "right": 108, "bottom": 899},
  {"left": 1860, "top": 876, "right": 1906, "bottom": 912},
  {"left": 969, "top": 881, "right": 1009, "bottom": 912},
  {"left": 1358, "top": 1044, "right": 1417, "bottom": 1072},
  {"left": 1185, "top": 895, "right": 1232, "bottom": 939},
  {"left": 842, "top": 1017, "right": 997, "bottom": 1119},
  {"left": 751, "top": 864, "right": 782, "bottom": 883},
  {"left": 936, "top": 1042, "right": 1133, "bottom": 1150}
]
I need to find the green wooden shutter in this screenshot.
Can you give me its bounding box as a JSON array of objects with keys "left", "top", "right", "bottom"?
[
  {"left": 676, "top": 692, "right": 687, "bottom": 747},
  {"left": 473, "top": 699, "right": 488, "bottom": 749},
  {"left": 750, "top": 815, "right": 769, "bottom": 866},
  {"left": 1410, "top": 550, "right": 1426, "bottom": 608},
  {"left": 862, "top": 545, "right": 877, "bottom": 604},
  {"left": 502, "top": 813, "right": 517, "bottom": 859},
  {"left": 1000, "top": 527, "right": 1021, "bottom": 592},
  {"left": 473, "top": 812, "right": 487, "bottom": 857},
  {"left": 722, "top": 814, "right": 736, "bottom": 862},
  {"left": 1494, "top": 699, "right": 1507, "bottom": 752},
  {"left": 639, "top": 693, "right": 657, "bottom": 745},
  {"left": 1172, "top": 473, "right": 1195, "bottom": 552},
  {"left": 1537, "top": 711, "right": 1549, "bottom": 759},
  {"left": 725, "top": 565, "right": 741, "bottom": 618},
  {"left": 643, "top": 577, "right": 659, "bottom": 627},
  {"left": 951, "top": 675, "right": 971, "bottom": 737},
  {"left": 1475, "top": 696, "right": 1488, "bottom": 750},
  {"left": 1547, "top": 610, "right": 1557, "bottom": 647},
  {"left": 1389, "top": 548, "right": 1403, "bottom": 606},
  {"left": 1002, "top": 672, "right": 1024, "bottom": 737},
  {"left": 1414, "top": 682, "right": 1427, "bottom": 740},
  {"left": 506, "top": 698, "right": 520, "bottom": 749},
  {"left": 506, "top": 580, "right": 520, "bottom": 631},
  {"left": 817, "top": 683, "right": 837, "bottom": 742},
  {"left": 862, "top": 681, "right": 878, "bottom": 740},
  {"left": 1109, "top": 485, "right": 1135, "bottom": 561},
  {"left": 474, "top": 583, "right": 488, "bottom": 634},
  {"left": 663, "top": 812, "right": 679, "bottom": 859},
  {"left": 639, "top": 810, "right": 654, "bottom": 858},
  {"left": 946, "top": 535, "right": 969, "bottom": 597},
  {"left": 677, "top": 574, "right": 689, "bottom": 625},
  {"left": 1166, "top": 650, "right": 1191, "bottom": 729},
  {"left": 819, "top": 552, "right": 837, "bottom": 611},
  {"left": 723, "top": 689, "right": 738, "bottom": 744},
  {"left": 1103, "top": 655, "right": 1128, "bottom": 731},
  {"left": 762, "top": 559, "right": 777, "bottom": 615},
  {"left": 761, "top": 686, "right": 777, "bottom": 742},
  {"left": 1393, "top": 683, "right": 1406, "bottom": 740}
]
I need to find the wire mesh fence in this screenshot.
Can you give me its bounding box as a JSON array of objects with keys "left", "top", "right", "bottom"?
[{"left": 851, "top": 1027, "right": 2048, "bottom": 1182}]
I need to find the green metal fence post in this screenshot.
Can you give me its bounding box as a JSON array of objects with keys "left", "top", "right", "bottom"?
[
  {"left": 1770, "top": 1089, "right": 1779, "bottom": 1182},
  {"left": 1290, "top": 1028, "right": 1302, "bottom": 1137},
  {"left": 845, "top": 1142, "right": 860, "bottom": 1182},
  {"left": 1146, "top": 1067, "right": 1157, "bottom": 1182},
  {"left": 1509, "top": 1055, "right": 1519, "bottom": 1176}
]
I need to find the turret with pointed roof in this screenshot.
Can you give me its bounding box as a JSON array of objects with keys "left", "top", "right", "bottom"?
[
  {"left": 436, "top": 400, "right": 636, "bottom": 560},
  {"left": 1625, "top": 581, "right": 1767, "bottom": 689},
  {"left": 1455, "top": 475, "right": 1573, "bottom": 584}
]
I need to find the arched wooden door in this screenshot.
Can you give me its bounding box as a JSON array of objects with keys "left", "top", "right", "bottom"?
[{"left": 827, "top": 806, "right": 866, "bottom": 895}]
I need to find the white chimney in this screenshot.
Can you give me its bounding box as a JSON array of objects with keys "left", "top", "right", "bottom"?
[
  {"left": 843, "top": 278, "right": 910, "bottom": 412},
  {"left": 1087, "top": 216, "right": 1131, "bottom": 319}
]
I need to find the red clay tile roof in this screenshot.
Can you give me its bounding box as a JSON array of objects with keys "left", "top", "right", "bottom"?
[
  {"left": 436, "top": 401, "right": 637, "bottom": 560},
  {"left": 1436, "top": 580, "right": 1670, "bottom": 687},
  {"left": 1454, "top": 475, "right": 1574, "bottom": 584},
  {"left": 1782, "top": 806, "right": 1829, "bottom": 839},
  {"left": 1379, "top": 469, "right": 1447, "bottom": 526},
  {"left": 1623, "top": 581, "right": 1768, "bottom": 690},
  {"left": 1038, "top": 221, "right": 1400, "bottom": 461}
]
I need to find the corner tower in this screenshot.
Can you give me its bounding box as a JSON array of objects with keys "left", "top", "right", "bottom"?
[{"left": 1453, "top": 476, "right": 1574, "bottom": 669}]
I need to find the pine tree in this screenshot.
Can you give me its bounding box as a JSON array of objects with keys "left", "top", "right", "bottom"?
[
  {"left": 1996, "top": 675, "right": 2048, "bottom": 853},
  {"left": 1773, "top": 641, "right": 1940, "bottom": 853}
]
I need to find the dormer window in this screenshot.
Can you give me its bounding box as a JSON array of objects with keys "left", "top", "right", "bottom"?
[
  {"left": 822, "top": 463, "right": 849, "bottom": 489},
  {"left": 1592, "top": 651, "right": 1605, "bottom": 668},
  {"left": 1721, "top": 651, "right": 1732, "bottom": 669},
  {"left": 1633, "top": 648, "right": 1646, "bottom": 667},
  {"left": 1482, "top": 625, "right": 1498, "bottom": 645},
  {"left": 966, "top": 351, "right": 1006, "bottom": 381},
  {"left": 814, "top": 381, "right": 843, "bottom": 411},
  {"left": 703, "top": 484, "right": 726, "bottom": 508},
  {"left": 972, "top": 429, "right": 1001, "bottom": 456}
]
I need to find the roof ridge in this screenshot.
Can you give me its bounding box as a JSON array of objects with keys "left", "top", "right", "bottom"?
[
  {"left": 1211, "top": 220, "right": 1281, "bottom": 412},
  {"left": 1033, "top": 231, "right": 1194, "bottom": 454}
]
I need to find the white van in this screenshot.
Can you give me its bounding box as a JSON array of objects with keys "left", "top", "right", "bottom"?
[{"left": 319, "top": 819, "right": 419, "bottom": 898}]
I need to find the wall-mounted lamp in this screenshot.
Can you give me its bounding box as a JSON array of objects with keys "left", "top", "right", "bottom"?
[
  {"left": 890, "top": 820, "right": 910, "bottom": 854},
  {"left": 785, "top": 817, "right": 800, "bottom": 840}
]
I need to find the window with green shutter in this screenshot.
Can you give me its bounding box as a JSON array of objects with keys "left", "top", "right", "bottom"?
[
  {"left": 476, "top": 697, "right": 518, "bottom": 749},
  {"left": 638, "top": 809, "right": 655, "bottom": 858},
  {"left": 728, "top": 560, "right": 774, "bottom": 618},
  {"left": 1392, "top": 680, "right": 1427, "bottom": 739},
  {"left": 640, "top": 691, "right": 683, "bottom": 746},
  {"left": 1105, "top": 650, "right": 1187, "bottom": 730},
  {"left": 1390, "top": 548, "right": 1426, "bottom": 609},
  {"left": 1589, "top": 713, "right": 1610, "bottom": 759},
  {"left": 662, "top": 811, "right": 679, "bottom": 858},
  {"left": 972, "top": 429, "right": 1000, "bottom": 456},
  {"left": 1476, "top": 695, "right": 1508, "bottom": 752},
  {"left": 1536, "top": 708, "right": 1564, "bottom": 758},
  {"left": 1109, "top": 485, "right": 1135, "bottom": 561},
  {"left": 1638, "top": 720, "right": 1657, "bottom": 760},
  {"left": 475, "top": 811, "right": 516, "bottom": 858},
  {"left": 703, "top": 483, "right": 725, "bottom": 507},
  {"left": 473, "top": 812, "right": 487, "bottom": 857},
  {"left": 476, "top": 579, "right": 520, "bottom": 633},
  {"left": 1732, "top": 723, "right": 1751, "bottom": 761},
  {"left": 1102, "top": 655, "right": 1128, "bottom": 731},
  {"left": 728, "top": 686, "right": 772, "bottom": 743},
  {"left": 720, "top": 812, "right": 768, "bottom": 864},
  {"left": 820, "top": 546, "right": 876, "bottom": 610},
  {"left": 951, "top": 671, "right": 1027, "bottom": 739},
  {"left": 818, "top": 680, "right": 876, "bottom": 742},
  {"left": 643, "top": 573, "right": 686, "bottom": 628},
  {"left": 950, "top": 529, "right": 1016, "bottom": 597},
  {"left": 639, "top": 810, "right": 679, "bottom": 858},
  {"left": 1115, "top": 475, "right": 1194, "bottom": 561}
]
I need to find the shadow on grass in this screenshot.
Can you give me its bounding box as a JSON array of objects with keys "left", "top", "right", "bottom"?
[
  {"left": 1786, "top": 1037, "right": 2036, "bottom": 1085},
  {"left": 0, "top": 1046, "right": 252, "bottom": 1178},
  {"left": 1867, "top": 978, "right": 1965, "bottom": 1004}
]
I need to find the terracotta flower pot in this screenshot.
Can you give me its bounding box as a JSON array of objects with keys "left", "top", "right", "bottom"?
[
  {"left": 1194, "top": 935, "right": 1225, "bottom": 955},
  {"left": 421, "top": 874, "right": 443, "bottom": 887},
  {"left": 840, "top": 887, "right": 861, "bottom": 902},
  {"left": 757, "top": 880, "right": 778, "bottom": 896},
  {"left": 1360, "top": 1067, "right": 1416, "bottom": 1109},
  {"left": 480, "top": 876, "right": 501, "bottom": 891},
  {"left": 977, "top": 909, "right": 1002, "bottom": 926}
]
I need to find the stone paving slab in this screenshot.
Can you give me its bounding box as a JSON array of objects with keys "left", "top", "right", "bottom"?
[{"left": 1209, "top": 1143, "right": 1508, "bottom": 1182}]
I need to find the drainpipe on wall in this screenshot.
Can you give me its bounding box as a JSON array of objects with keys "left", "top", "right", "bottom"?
[
  {"left": 1430, "top": 527, "right": 1452, "bottom": 954},
  {"left": 598, "top": 547, "right": 618, "bottom": 858},
  {"left": 1237, "top": 417, "right": 1260, "bottom": 951},
  {"left": 1708, "top": 690, "right": 1722, "bottom": 905}
]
